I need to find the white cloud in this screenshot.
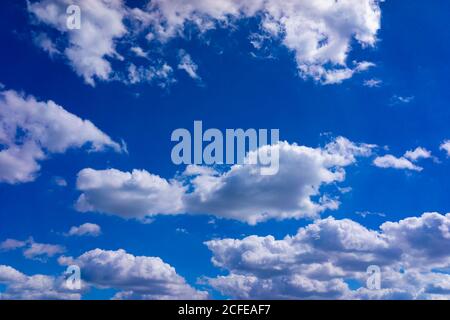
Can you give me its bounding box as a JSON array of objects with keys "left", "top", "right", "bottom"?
[
  {"left": 0, "top": 237, "right": 65, "bottom": 261},
  {"left": 440, "top": 141, "right": 450, "bottom": 157},
  {"left": 126, "top": 62, "right": 175, "bottom": 87},
  {"left": 75, "top": 137, "right": 374, "bottom": 224},
  {"left": 1, "top": 248, "right": 207, "bottom": 299},
  {"left": 23, "top": 242, "right": 65, "bottom": 261},
  {"left": 144, "top": 0, "right": 381, "bottom": 83},
  {"left": 58, "top": 248, "right": 208, "bottom": 299},
  {"left": 53, "top": 176, "right": 68, "bottom": 187},
  {"left": 29, "top": 0, "right": 382, "bottom": 85},
  {"left": 0, "top": 88, "right": 122, "bottom": 184},
  {"left": 176, "top": 227, "right": 189, "bottom": 234},
  {"left": 205, "top": 212, "right": 450, "bottom": 299},
  {"left": 0, "top": 265, "right": 81, "bottom": 300},
  {"left": 130, "top": 46, "right": 148, "bottom": 58},
  {"left": 305, "top": 61, "right": 375, "bottom": 85},
  {"left": 373, "top": 155, "right": 423, "bottom": 171},
  {"left": 178, "top": 50, "right": 201, "bottom": 81},
  {"left": 65, "top": 223, "right": 101, "bottom": 237},
  {"left": 28, "top": 0, "right": 127, "bottom": 86},
  {"left": 363, "top": 78, "right": 382, "bottom": 88},
  {"left": 184, "top": 137, "right": 374, "bottom": 224},
  {"left": 183, "top": 165, "right": 217, "bottom": 176},
  {"left": 32, "top": 32, "right": 60, "bottom": 57},
  {"left": 374, "top": 147, "right": 433, "bottom": 172},
  {"left": 355, "top": 211, "right": 386, "bottom": 218},
  {"left": 390, "top": 95, "right": 415, "bottom": 105},
  {"left": 404, "top": 147, "right": 432, "bottom": 162},
  {"left": 0, "top": 239, "right": 27, "bottom": 251},
  {"left": 75, "top": 168, "right": 186, "bottom": 219}
]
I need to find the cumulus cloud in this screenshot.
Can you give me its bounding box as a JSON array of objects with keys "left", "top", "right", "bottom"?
[
  {"left": 204, "top": 212, "right": 450, "bottom": 299},
  {"left": 28, "top": 0, "right": 382, "bottom": 85},
  {"left": 1, "top": 248, "right": 207, "bottom": 299},
  {"left": 75, "top": 137, "right": 374, "bottom": 224},
  {"left": 58, "top": 248, "right": 208, "bottom": 299},
  {"left": 0, "top": 265, "right": 81, "bottom": 300},
  {"left": 65, "top": 223, "right": 101, "bottom": 237},
  {"left": 184, "top": 137, "right": 374, "bottom": 224},
  {"left": 75, "top": 168, "right": 186, "bottom": 218},
  {"left": 373, "top": 147, "right": 432, "bottom": 172},
  {"left": 0, "top": 88, "right": 122, "bottom": 184}
]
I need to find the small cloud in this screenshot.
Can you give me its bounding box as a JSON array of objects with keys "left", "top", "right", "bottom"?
[
  {"left": 176, "top": 228, "right": 188, "bottom": 234},
  {"left": 355, "top": 211, "right": 386, "bottom": 218},
  {"left": 0, "top": 237, "right": 64, "bottom": 261},
  {"left": 390, "top": 95, "right": 415, "bottom": 105},
  {"left": 363, "top": 79, "right": 382, "bottom": 88},
  {"left": 23, "top": 241, "right": 65, "bottom": 261},
  {"left": 32, "top": 32, "right": 60, "bottom": 58},
  {"left": 120, "top": 139, "right": 129, "bottom": 154},
  {"left": 315, "top": 61, "right": 375, "bottom": 85},
  {"left": 404, "top": 147, "right": 432, "bottom": 162},
  {"left": 373, "top": 146, "right": 433, "bottom": 172},
  {"left": 440, "top": 141, "right": 450, "bottom": 157},
  {"left": 177, "top": 50, "right": 202, "bottom": 82},
  {"left": 338, "top": 186, "right": 352, "bottom": 194},
  {"left": 130, "top": 46, "right": 148, "bottom": 59},
  {"left": 373, "top": 155, "right": 422, "bottom": 171},
  {"left": 125, "top": 63, "right": 175, "bottom": 88},
  {"left": 53, "top": 176, "right": 68, "bottom": 187},
  {"left": 65, "top": 223, "right": 101, "bottom": 237},
  {"left": 0, "top": 238, "right": 27, "bottom": 251},
  {"left": 183, "top": 165, "right": 217, "bottom": 176}
]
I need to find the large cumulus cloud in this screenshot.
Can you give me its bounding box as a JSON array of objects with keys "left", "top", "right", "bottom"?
[
  {"left": 204, "top": 212, "right": 450, "bottom": 299},
  {"left": 58, "top": 248, "right": 208, "bottom": 300},
  {"left": 75, "top": 137, "right": 374, "bottom": 224}
]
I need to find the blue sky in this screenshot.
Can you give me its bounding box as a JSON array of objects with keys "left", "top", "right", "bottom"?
[{"left": 1, "top": 0, "right": 450, "bottom": 300}]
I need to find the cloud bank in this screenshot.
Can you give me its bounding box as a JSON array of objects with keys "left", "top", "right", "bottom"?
[
  {"left": 205, "top": 212, "right": 450, "bottom": 299},
  {"left": 75, "top": 137, "right": 374, "bottom": 224}
]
